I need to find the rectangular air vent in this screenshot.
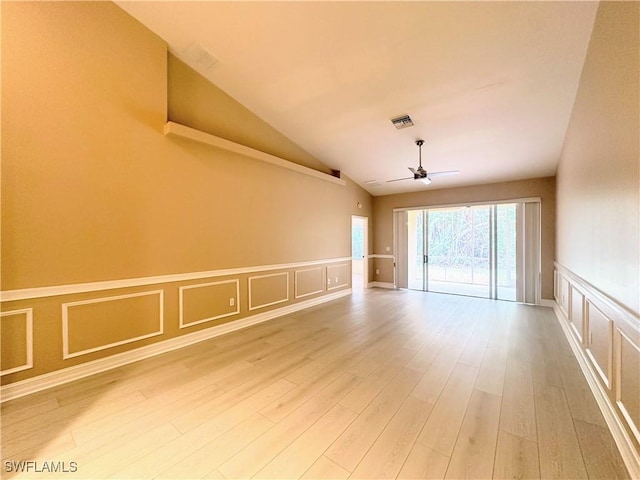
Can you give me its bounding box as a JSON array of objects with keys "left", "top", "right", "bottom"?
[
  {"left": 364, "top": 180, "right": 381, "bottom": 187},
  {"left": 390, "top": 114, "right": 414, "bottom": 129},
  {"left": 184, "top": 42, "right": 219, "bottom": 71}
]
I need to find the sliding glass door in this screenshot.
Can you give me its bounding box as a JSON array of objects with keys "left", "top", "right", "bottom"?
[
  {"left": 496, "top": 203, "right": 517, "bottom": 301},
  {"left": 407, "top": 210, "right": 426, "bottom": 290},
  {"left": 402, "top": 202, "right": 524, "bottom": 301}
]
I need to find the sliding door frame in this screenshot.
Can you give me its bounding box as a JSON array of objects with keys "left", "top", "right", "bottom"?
[{"left": 393, "top": 197, "right": 541, "bottom": 303}]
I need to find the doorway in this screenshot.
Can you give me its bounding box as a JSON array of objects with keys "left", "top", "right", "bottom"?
[
  {"left": 397, "top": 201, "right": 538, "bottom": 302},
  {"left": 351, "top": 216, "right": 368, "bottom": 291}
]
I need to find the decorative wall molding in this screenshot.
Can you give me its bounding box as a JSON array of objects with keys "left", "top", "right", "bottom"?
[
  {"left": 553, "top": 263, "right": 640, "bottom": 479},
  {"left": 0, "top": 309, "right": 34, "bottom": 376},
  {"left": 179, "top": 279, "right": 240, "bottom": 329},
  {"left": 554, "top": 303, "right": 640, "bottom": 480},
  {"left": 368, "top": 254, "right": 395, "bottom": 259},
  {"left": 62, "top": 290, "right": 164, "bottom": 360},
  {"left": 164, "top": 121, "right": 346, "bottom": 186},
  {"left": 615, "top": 328, "right": 640, "bottom": 445},
  {"left": 327, "top": 263, "right": 350, "bottom": 291},
  {"left": 0, "top": 257, "right": 351, "bottom": 302},
  {"left": 294, "top": 267, "right": 324, "bottom": 299},
  {"left": 0, "top": 289, "right": 352, "bottom": 402},
  {"left": 248, "top": 272, "right": 289, "bottom": 311},
  {"left": 554, "top": 263, "right": 639, "bottom": 333}
]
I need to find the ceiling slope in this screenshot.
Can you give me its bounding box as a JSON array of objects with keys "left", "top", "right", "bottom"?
[{"left": 116, "top": 1, "right": 598, "bottom": 196}]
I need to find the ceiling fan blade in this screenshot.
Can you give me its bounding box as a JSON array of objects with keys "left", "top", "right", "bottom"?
[
  {"left": 386, "top": 177, "right": 414, "bottom": 183},
  {"left": 427, "top": 170, "right": 460, "bottom": 178},
  {"left": 408, "top": 167, "right": 418, "bottom": 175}
]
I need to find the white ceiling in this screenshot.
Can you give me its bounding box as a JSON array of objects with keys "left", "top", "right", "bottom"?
[{"left": 116, "top": 1, "right": 598, "bottom": 196}]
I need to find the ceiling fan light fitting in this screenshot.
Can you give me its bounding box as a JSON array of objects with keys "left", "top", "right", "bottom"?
[{"left": 420, "top": 177, "right": 432, "bottom": 185}]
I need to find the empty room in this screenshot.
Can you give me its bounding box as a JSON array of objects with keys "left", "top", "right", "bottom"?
[{"left": 1, "top": 1, "right": 638, "bottom": 479}]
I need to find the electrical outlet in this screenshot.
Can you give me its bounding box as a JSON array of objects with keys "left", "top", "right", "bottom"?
[
  {"left": 386, "top": 246, "right": 391, "bottom": 252},
  {"left": 328, "top": 278, "right": 331, "bottom": 285},
  {"left": 335, "top": 277, "right": 338, "bottom": 283},
  {"left": 229, "top": 297, "right": 235, "bottom": 307},
  {"left": 376, "top": 269, "right": 380, "bottom": 274}
]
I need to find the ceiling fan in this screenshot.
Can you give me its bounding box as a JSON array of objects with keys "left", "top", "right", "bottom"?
[{"left": 387, "top": 139, "right": 460, "bottom": 185}]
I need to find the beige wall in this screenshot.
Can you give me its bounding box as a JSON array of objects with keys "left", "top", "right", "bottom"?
[
  {"left": 372, "top": 177, "right": 556, "bottom": 299},
  {"left": 556, "top": 1, "right": 639, "bottom": 314},
  {"left": 1, "top": 1, "right": 372, "bottom": 383}
]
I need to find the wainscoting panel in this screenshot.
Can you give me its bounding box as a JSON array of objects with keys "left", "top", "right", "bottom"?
[
  {"left": 294, "top": 267, "right": 324, "bottom": 299},
  {"left": 327, "top": 263, "right": 350, "bottom": 290},
  {"left": 248, "top": 272, "right": 289, "bottom": 311},
  {"left": 570, "top": 286, "right": 585, "bottom": 343},
  {"left": 585, "top": 301, "right": 613, "bottom": 388},
  {"left": 553, "top": 263, "right": 640, "bottom": 478},
  {"left": 559, "top": 275, "right": 570, "bottom": 316},
  {"left": 0, "top": 309, "right": 33, "bottom": 375},
  {"left": 63, "top": 291, "right": 164, "bottom": 359},
  {"left": 179, "top": 280, "right": 240, "bottom": 328},
  {"left": 616, "top": 328, "right": 640, "bottom": 444},
  {"left": 0, "top": 257, "right": 351, "bottom": 391}
]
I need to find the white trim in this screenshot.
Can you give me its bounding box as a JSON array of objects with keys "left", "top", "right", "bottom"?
[
  {"left": 555, "top": 263, "right": 639, "bottom": 333},
  {"left": 179, "top": 279, "right": 240, "bottom": 329},
  {"left": 294, "top": 267, "right": 324, "bottom": 299},
  {"left": 62, "top": 290, "right": 164, "bottom": 360},
  {"left": 368, "top": 254, "right": 395, "bottom": 259},
  {"left": 553, "top": 302, "right": 640, "bottom": 479},
  {"left": 368, "top": 282, "right": 396, "bottom": 289},
  {"left": 0, "top": 309, "right": 34, "bottom": 376},
  {"left": 248, "top": 272, "right": 289, "bottom": 311},
  {"left": 351, "top": 215, "right": 369, "bottom": 292},
  {"left": 164, "top": 122, "right": 346, "bottom": 186},
  {"left": 0, "top": 289, "right": 351, "bottom": 403},
  {"left": 0, "top": 257, "right": 351, "bottom": 302},
  {"left": 584, "top": 301, "right": 613, "bottom": 389},
  {"left": 392, "top": 197, "right": 541, "bottom": 213},
  {"left": 615, "top": 328, "right": 640, "bottom": 445},
  {"left": 539, "top": 299, "right": 556, "bottom": 308},
  {"left": 327, "top": 263, "right": 350, "bottom": 291}
]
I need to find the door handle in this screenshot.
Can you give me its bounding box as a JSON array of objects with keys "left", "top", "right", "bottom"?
[{"left": 424, "top": 255, "right": 428, "bottom": 264}]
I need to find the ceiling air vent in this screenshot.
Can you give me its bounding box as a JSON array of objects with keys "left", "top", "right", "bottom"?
[
  {"left": 390, "top": 114, "right": 414, "bottom": 129},
  {"left": 184, "top": 42, "right": 219, "bottom": 71},
  {"left": 364, "top": 180, "right": 381, "bottom": 187}
]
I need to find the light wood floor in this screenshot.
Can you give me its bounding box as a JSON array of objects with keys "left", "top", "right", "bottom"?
[{"left": 1, "top": 289, "right": 630, "bottom": 479}]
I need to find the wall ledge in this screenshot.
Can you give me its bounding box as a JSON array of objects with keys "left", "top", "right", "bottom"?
[{"left": 164, "top": 121, "right": 346, "bottom": 186}]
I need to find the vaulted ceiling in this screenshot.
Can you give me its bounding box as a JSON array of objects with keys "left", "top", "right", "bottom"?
[{"left": 117, "top": 1, "right": 598, "bottom": 196}]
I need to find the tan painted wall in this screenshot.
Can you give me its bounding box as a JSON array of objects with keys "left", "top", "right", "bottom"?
[
  {"left": 0, "top": 1, "right": 372, "bottom": 384},
  {"left": 372, "top": 177, "right": 556, "bottom": 299},
  {"left": 556, "top": 1, "right": 639, "bottom": 314}
]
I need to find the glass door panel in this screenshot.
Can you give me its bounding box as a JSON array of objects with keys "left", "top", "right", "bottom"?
[
  {"left": 407, "top": 210, "right": 425, "bottom": 290},
  {"left": 427, "top": 206, "right": 491, "bottom": 298},
  {"left": 403, "top": 202, "right": 521, "bottom": 301},
  {"left": 496, "top": 204, "right": 517, "bottom": 301}
]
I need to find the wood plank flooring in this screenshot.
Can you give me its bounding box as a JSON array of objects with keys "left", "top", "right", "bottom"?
[{"left": 1, "top": 289, "right": 631, "bottom": 479}]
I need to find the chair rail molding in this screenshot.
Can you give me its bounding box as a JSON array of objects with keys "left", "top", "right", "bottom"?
[{"left": 553, "top": 262, "right": 640, "bottom": 479}]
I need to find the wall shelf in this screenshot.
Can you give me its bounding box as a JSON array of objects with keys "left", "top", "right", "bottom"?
[{"left": 164, "top": 122, "right": 346, "bottom": 186}]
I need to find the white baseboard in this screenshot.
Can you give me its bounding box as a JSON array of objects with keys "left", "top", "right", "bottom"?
[
  {"left": 0, "top": 289, "right": 351, "bottom": 403},
  {"left": 367, "top": 282, "right": 395, "bottom": 289},
  {"left": 552, "top": 302, "right": 640, "bottom": 479},
  {"left": 540, "top": 299, "right": 556, "bottom": 308}
]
